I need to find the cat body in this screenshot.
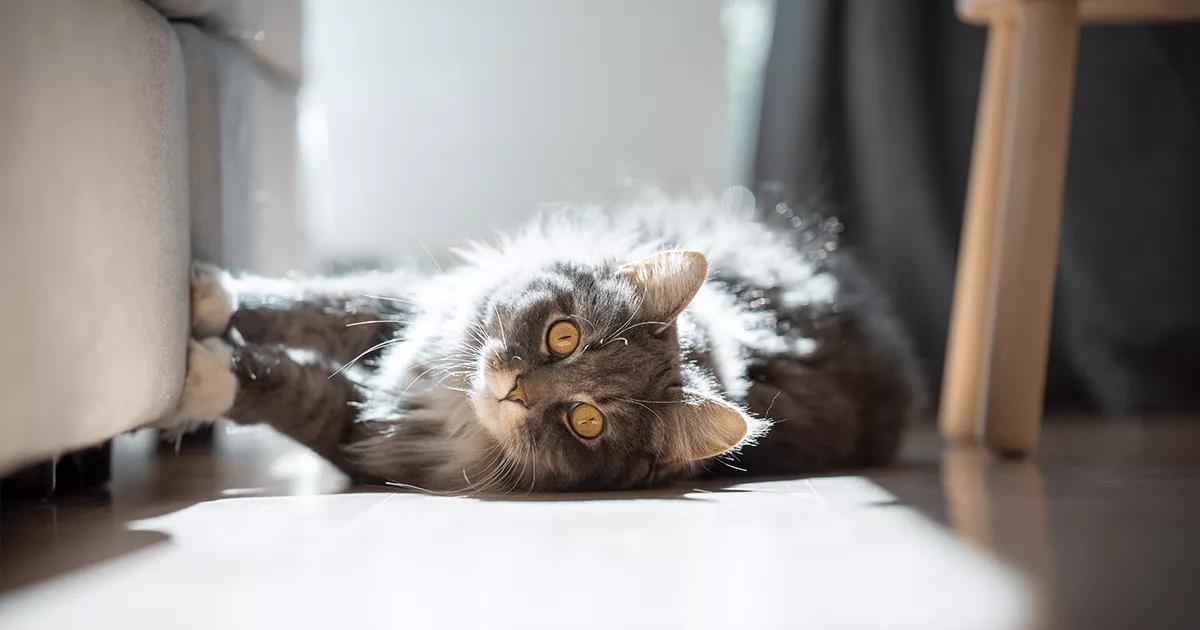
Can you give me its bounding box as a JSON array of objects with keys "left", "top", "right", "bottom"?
[{"left": 179, "top": 195, "right": 924, "bottom": 492}]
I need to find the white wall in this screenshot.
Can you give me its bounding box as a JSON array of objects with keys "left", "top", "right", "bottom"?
[{"left": 302, "top": 0, "right": 736, "bottom": 269}]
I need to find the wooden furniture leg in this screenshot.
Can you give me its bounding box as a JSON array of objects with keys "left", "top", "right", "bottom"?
[
  {"left": 939, "top": 20, "right": 1016, "bottom": 442},
  {"left": 984, "top": 0, "right": 1080, "bottom": 455}
]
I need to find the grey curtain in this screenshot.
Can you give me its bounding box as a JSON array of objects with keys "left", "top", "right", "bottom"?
[{"left": 756, "top": 0, "right": 1200, "bottom": 414}]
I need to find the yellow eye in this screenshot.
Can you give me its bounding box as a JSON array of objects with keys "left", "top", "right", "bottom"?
[
  {"left": 568, "top": 403, "right": 604, "bottom": 439},
  {"left": 547, "top": 320, "right": 580, "bottom": 356}
]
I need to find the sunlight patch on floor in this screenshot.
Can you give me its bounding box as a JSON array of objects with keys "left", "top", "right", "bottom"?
[{"left": 2, "top": 474, "right": 1034, "bottom": 630}]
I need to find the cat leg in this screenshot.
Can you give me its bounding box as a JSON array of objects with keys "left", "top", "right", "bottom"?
[
  {"left": 191, "top": 263, "right": 417, "bottom": 365},
  {"left": 168, "top": 331, "right": 379, "bottom": 476},
  {"left": 223, "top": 342, "right": 367, "bottom": 471}
]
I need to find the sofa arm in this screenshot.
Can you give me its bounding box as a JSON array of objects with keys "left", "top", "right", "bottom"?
[{"left": 0, "top": 0, "right": 191, "bottom": 475}]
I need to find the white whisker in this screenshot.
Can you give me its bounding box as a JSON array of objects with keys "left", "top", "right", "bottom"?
[
  {"left": 493, "top": 303, "right": 509, "bottom": 348},
  {"left": 763, "top": 390, "right": 782, "bottom": 416},
  {"left": 328, "top": 338, "right": 401, "bottom": 379},
  {"left": 410, "top": 233, "right": 446, "bottom": 274},
  {"left": 344, "top": 319, "right": 407, "bottom": 327},
  {"left": 361, "top": 293, "right": 415, "bottom": 304},
  {"left": 619, "top": 397, "right": 664, "bottom": 422},
  {"left": 615, "top": 320, "right": 672, "bottom": 334},
  {"left": 402, "top": 365, "right": 444, "bottom": 392}
]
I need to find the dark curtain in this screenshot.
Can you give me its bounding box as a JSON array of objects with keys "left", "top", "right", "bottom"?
[{"left": 756, "top": 0, "right": 1200, "bottom": 414}]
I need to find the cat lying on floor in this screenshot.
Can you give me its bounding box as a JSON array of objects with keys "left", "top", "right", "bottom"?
[{"left": 171, "top": 195, "right": 924, "bottom": 492}]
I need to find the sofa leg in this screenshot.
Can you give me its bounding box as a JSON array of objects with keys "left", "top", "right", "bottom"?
[{"left": 0, "top": 441, "right": 113, "bottom": 502}]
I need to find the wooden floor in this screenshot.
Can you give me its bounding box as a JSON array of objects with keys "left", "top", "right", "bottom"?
[{"left": 1, "top": 418, "right": 1197, "bottom": 629}]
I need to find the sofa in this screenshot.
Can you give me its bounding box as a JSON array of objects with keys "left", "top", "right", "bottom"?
[{"left": 0, "top": 0, "right": 304, "bottom": 483}]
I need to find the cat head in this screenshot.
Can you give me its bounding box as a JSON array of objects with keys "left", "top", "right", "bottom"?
[{"left": 467, "top": 250, "right": 760, "bottom": 491}]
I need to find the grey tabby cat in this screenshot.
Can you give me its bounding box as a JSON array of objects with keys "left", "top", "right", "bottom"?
[{"left": 174, "top": 196, "right": 923, "bottom": 492}]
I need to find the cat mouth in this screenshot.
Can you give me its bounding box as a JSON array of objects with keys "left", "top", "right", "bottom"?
[
  {"left": 500, "top": 380, "right": 528, "bottom": 408},
  {"left": 500, "top": 399, "right": 528, "bottom": 409}
]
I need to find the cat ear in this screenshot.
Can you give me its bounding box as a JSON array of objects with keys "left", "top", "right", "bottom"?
[
  {"left": 661, "top": 389, "right": 752, "bottom": 463},
  {"left": 618, "top": 250, "right": 707, "bottom": 329}
]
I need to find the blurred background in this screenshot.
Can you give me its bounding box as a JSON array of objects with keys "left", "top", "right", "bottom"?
[{"left": 299, "top": 0, "right": 771, "bottom": 269}]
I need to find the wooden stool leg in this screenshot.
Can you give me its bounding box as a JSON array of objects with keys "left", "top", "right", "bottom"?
[
  {"left": 985, "top": 0, "right": 1080, "bottom": 455},
  {"left": 940, "top": 20, "right": 1016, "bottom": 443}
]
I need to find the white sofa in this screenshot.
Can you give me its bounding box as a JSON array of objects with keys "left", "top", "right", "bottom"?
[{"left": 0, "top": 0, "right": 303, "bottom": 479}]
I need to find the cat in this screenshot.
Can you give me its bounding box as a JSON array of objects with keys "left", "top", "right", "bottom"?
[{"left": 172, "top": 192, "right": 925, "bottom": 492}]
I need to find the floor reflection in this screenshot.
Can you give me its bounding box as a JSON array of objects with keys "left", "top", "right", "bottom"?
[
  {"left": 876, "top": 417, "right": 1200, "bottom": 630},
  {"left": 943, "top": 446, "right": 1056, "bottom": 629}
]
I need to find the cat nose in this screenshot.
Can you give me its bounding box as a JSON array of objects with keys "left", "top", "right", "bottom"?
[{"left": 504, "top": 379, "right": 528, "bottom": 407}]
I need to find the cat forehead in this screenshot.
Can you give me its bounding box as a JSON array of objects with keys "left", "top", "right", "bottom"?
[
  {"left": 494, "top": 283, "right": 637, "bottom": 337},
  {"left": 567, "top": 346, "right": 674, "bottom": 390},
  {"left": 499, "top": 263, "right": 632, "bottom": 303}
]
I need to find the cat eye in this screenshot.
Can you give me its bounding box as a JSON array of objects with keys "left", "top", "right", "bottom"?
[
  {"left": 568, "top": 402, "right": 604, "bottom": 439},
  {"left": 546, "top": 320, "right": 581, "bottom": 356}
]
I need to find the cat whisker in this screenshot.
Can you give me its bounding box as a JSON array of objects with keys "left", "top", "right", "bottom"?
[
  {"left": 432, "top": 371, "right": 473, "bottom": 393},
  {"left": 512, "top": 443, "right": 529, "bottom": 496},
  {"left": 405, "top": 355, "right": 463, "bottom": 371},
  {"left": 605, "top": 294, "right": 645, "bottom": 342},
  {"left": 383, "top": 480, "right": 459, "bottom": 496},
  {"left": 493, "top": 303, "right": 510, "bottom": 348},
  {"left": 409, "top": 232, "right": 446, "bottom": 274},
  {"left": 464, "top": 325, "right": 490, "bottom": 347},
  {"left": 524, "top": 439, "right": 539, "bottom": 495},
  {"left": 459, "top": 443, "right": 508, "bottom": 494},
  {"left": 470, "top": 440, "right": 512, "bottom": 494},
  {"left": 328, "top": 338, "right": 402, "bottom": 379},
  {"left": 490, "top": 441, "right": 526, "bottom": 495},
  {"left": 569, "top": 313, "right": 599, "bottom": 338},
  {"left": 401, "top": 365, "right": 445, "bottom": 392},
  {"left": 462, "top": 442, "right": 505, "bottom": 493},
  {"left": 472, "top": 455, "right": 511, "bottom": 496},
  {"left": 432, "top": 364, "right": 476, "bottom": 376},
  {"left": 344, "top": 319, "right": 407, "bottom": 328},
  {"left": 360, "top": 293, "right": 416, "bottom": 305},
  {"left": 618, "top": 396, "right": 684, "bottom": 404},
  {"left": 437, "top": 365, "right": 476, "bottom": 373},
  {"left": 619, "top": 397, "right": 663, "bottom": 422},
  {"left": 498, "top": 452, "right": 522, "bottom": 495},
  {"left": 716, "top": 459, "right": 748, "bottom": 473},
  {"left": 613, "top": 320, "right": 672, "bottom": 334},
  {"left": 763, "top": 390, "right": 783, "bottom": 416}
]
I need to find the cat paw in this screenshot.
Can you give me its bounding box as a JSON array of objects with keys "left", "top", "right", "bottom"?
[
  {"left": 176, "top": 337, "right": 238, "bottom": 421},
  {"left": 191, "top": 262, "right": 236, "bottom": 337}
]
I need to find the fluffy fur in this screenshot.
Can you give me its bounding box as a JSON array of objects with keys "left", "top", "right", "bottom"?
[{"left": 174, "top": 191, "right": 925, "bottom": 492}]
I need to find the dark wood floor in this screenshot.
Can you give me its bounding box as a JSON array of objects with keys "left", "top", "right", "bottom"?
[{"left": 1, "top": 417, "right": 1197, "bottom": 629}]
